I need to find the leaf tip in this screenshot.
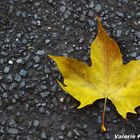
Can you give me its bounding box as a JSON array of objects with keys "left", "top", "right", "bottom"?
[
  {"left": 48, "top": 54, "right": 54, "bottom": 59},
  {"left": 101, "top": 124, "right": 107, "bottom": 132}
]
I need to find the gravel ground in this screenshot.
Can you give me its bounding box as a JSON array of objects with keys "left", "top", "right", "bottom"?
[{"left": 0, "top": 0, "right": 140, "bottom": 140}]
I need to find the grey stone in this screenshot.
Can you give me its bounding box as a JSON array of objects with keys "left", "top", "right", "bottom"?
[
  {"left": 19, "top": 69, "right": 27, "bottom": 77},
  {"left": 89, "top": 1, "right": 94, "bottom": 8},
  {"left": 73, "top": 129, "right": 80, "bottom": 136},
  {"left": 88, "top": 10, "right": 94, "bottom": 17},
  {"left": 33, "top": 120, "right": 40, "bottom": 127},
  {"left": 45, "top": 39, "right": 50, "bottom": 44},
  {"left": 136, "top": 12, "right": 140, "bottom": 16},
  {"left": 39, "top": 107, "right": 45, "bottom": 113},
  {"left": 95, "top": 4, "right": 102, "bottom": 12},
  {"left": 60, "top": 6, "right": 66, "bottom": 13},
  {"left": 0, "top": 59, "right": 4, "bottom": 64},
  {"left": 14, "top": 74, "right": 21, "bottom": 82},
  {"left": 78, "top": 37, "right": 84, "bottom": 43},
  {"left": 60, "top": 125, "right": 65, "bottom": 130},
  {"left": 7, "top": 74, "right": 13, "bottom": 81},
  {"left": 64, "top": 10, "right": 71, "bottom": 19},
  {"left": 16, "top": 33, "right": 21, "bottom": 38},
  {"left": 16, "top": 10, "right": 21, "bottom": 16},
  {"left": 116, "top": 11, "right": 124, "bottom": 17},
  {"left": 48, "top": 0, "right": 53, "bottom": 3},
  {"left": 130, "top": 52, "right": 137, "bottom": 57},
  {"left": 4, "top": 66, "right": 10, "bottom": 73},
  {"left": 116, "top": 29, "right": 122, "bottom": 37},
  {"left": 36, "top": 50, "right": 45, "bottom": 55},
  {"left": 8, "top": 60, "right": 13, "bottom": 65},
  {"left": 3, "top": 92, "right": 8, "bottom": 98},
  {"left": 16, "top": 58, "right": 23, "bottom": 64},
  {"left": 41, "top": 131, "right": 47, "bottom": 139},
  {"left": 8, "top": 128, "right": 18, "bottom": 134},
  {"left": 9, "top": 82, "right": 18, "bottom": 91},
  {"left": 52, "top": 98, "right": 58, "bottom": 106},
  {"left": 22, "top": 38, "right": 27, "bottom": 44},
  {"left": 58, "top": 135, "right": 64, "bottom": 139},
  {"left": 135, "top": 32, "right": 140, "bottom": 38},
  {"left": 34, "top": 56, "right": 41, "bottom": 63},
  {"left": 52, "top": 32, "right": 57, "bottom": 38},
  {"left": 19, "top": 80, "right": 26, "bottom": 88},
  {"left": 80, "top": 14, "right": 86, "bottom": 21},
  {"left": 40, "top": 92, "right": 49, "bottom": 98},
  {"left": 0, "top": 75, "right": 3, "bottom": 80},
  {"left": 97, "top": 116, "right": 102, "bottom": 123},
  {"left": 67, "top": 131, "right": 73, "bottom": 138},
  {"left": 88, "top": 19, "right": 95, "bottom": 27}
]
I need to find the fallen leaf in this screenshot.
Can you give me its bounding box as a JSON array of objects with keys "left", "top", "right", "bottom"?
[{"left": 49, "top": 17, "right": 140, "bottom": 132}]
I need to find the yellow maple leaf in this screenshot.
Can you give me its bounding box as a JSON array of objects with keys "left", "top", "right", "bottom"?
[{"left": 49, "top": 17, "right": 140, "bottom": 132}]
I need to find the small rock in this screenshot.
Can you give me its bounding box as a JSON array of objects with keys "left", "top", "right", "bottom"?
[
  {"left": 95, "top": 4, "right": 102, "bottom": 13},
  {"left": 40, "top": 92, "right": 49, "bottom": 98},
  {"left": 19, "top": 69, "right": 27, "bottom": 77},
  {"left": 60, "top": 125, "right": 65, "bottom": 130},
  {"left": 116, "top": 11, "right": 124, "bottom": 17},
  {"left": 135, "top": 32, "right": 140, "bottom": 39},
  {"left": 89, "top": 1, "right": 94, "bottom": 8},
  {"left": 52, "top": 32, "right": 57, "bottom": 38},
  {"left": 7, "top": 74, "right": 13, "bottom": 81},
  {"left": 45, "top": 39, "right": 50, "bottom": 44},
  {"left": 88, "top": 11, "right": 94, "bottom": 17},
  {"left": 80, "top": 14, "right": 86, "bottom": 21},
  {"left": 16, "top": 58, "right": 23, "bottom": 64},
  {"left": 48, "top": 0, "right": 53, "bottom": 3},
  {"left": 88, "top": 19, "right": 95, "bottom": 27},
  {"left": 33, "top": 120, "right": 40, "bottom": 127},
  {"left": 8, "top": 60, "right": 13, "bottom": 65},
  {"left": 73, "top": 129, "right": 80, "bottom": 136},
  {"left": 19, "top": 80, "right": 26, "bottom": 88},
  {"left": 64, "top": 10, "right": 71, "bottom": 19},
  {"left": 58, "top": 135, "right": 64, "bottom": 139},
  {"left": 41, "top": 131, "right": 47, "bottom": 139},
  {"left": 14, "top": 74, "right": 21, "bottom": 82},
  {"left": 116, "top": 29, "right": 122, "bottom": 37},
  {"left": 9, "top": 82, "right": 17, "bottom": 91},
  {"left": 8, "top": 128, "right": 18, "bottom": 134},
  {"left": 0, "top": 75, "right": 3, "bottom": 80},
  {"left": 136, "top": 56, "right": 140, "bottom": 60},
  {"left": 67, "top": 131, "right": 73, "bottom": 138},
  {"left": 60, "top": 6, "right": 66, "bottom": 13},
  {"left": 3, "top": 92, "right": 8, "bottom": 98},
  {"left": 39, "top": 107, "right": 45, "bottom": 113},
  {"left": 52, "top": 98, "right": 58, "bottom": 106},
  {"left": 130, "top": 52, "right": 137, "bottom": 57},
  {"left": 4, "top": 66, "right": 10, "bottom": 73},
  {"left": 36, "top": 50, "right": 45, "bottom": 55},
  {"left": 34, "top": 56, "right": 41, "bottom": 63},
  {"left": 97, "top": 116, "right": 102, "bottom": 123},
  {"left": 78, "top": 37, "right": 84, "bottom": 43}
]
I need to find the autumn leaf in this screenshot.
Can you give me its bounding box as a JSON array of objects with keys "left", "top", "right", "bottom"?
[{"left": 49, "top": 17, "right": 140, "bottom": 132}]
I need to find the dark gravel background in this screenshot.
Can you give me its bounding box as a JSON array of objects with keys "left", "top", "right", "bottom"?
[{"left": 0, "top": 0, "right": 140, "bottom": 140}]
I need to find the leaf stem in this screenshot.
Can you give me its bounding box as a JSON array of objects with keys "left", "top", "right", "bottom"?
[{"left": 101, "top": 98, "right": 107, "bottom": 132}]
